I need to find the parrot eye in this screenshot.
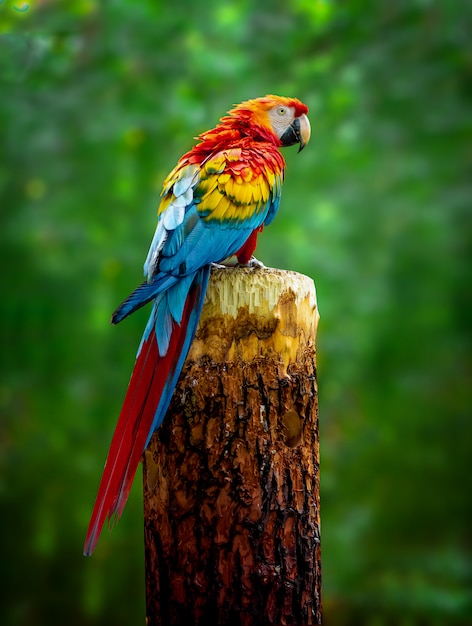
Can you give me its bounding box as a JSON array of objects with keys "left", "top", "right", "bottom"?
[{"left": 277, "top": 106, "right": 288, "bottom": 116}]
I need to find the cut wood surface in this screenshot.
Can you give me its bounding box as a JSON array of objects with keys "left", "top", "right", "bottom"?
[{"left": 144, "top": 266, "right": 321, "bottom": 626}]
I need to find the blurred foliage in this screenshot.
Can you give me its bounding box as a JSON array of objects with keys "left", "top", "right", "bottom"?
[{"left": 1, "top": 0, "right": 471, "bottom": 624}]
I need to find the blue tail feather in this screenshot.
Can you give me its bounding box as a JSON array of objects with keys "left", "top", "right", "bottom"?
[
  {"left": 111, "top": 273, "right": 178, "bottom": 324},
  {"left": 144, "top": 265, "right": 210, "bottom": 445}
]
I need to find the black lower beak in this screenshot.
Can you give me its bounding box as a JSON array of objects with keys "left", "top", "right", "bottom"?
[
  {"left": 280, "top": 114, "right": 311, "bottom": 152},
  {"left": 280, "top": 118, "right": 301, "bottom": 149}
]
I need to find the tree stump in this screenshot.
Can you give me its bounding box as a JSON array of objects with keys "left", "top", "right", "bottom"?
[{"left": 143, "top": 266, "right": 321, "bottom": 626}]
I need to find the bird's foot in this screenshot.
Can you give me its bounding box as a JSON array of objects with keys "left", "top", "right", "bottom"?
[
  {"left": 244, "top": 255, "right": 265, "bottom": 269},
  {"left": 212, "top": 255, "right": 265, "bottom": 270}
]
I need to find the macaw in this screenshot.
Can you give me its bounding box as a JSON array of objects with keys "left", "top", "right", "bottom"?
[{"left": 84, "top": 95, "right": 310, "bottom": 556}]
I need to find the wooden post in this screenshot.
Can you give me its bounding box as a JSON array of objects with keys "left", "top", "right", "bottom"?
[{"left": 143, "top": 266, "right": 321, "bottom": 626}]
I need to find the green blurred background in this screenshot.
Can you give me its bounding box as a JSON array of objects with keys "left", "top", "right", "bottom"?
[{"left": 1, "top": 1, "right": 471, "bottom": 624}]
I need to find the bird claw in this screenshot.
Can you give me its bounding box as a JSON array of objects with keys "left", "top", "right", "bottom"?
[
  {"left": 210, "top": 261, "right": 232, "bottom": 269},
  {"left": 244, "top": 256, "right": 265, "bottom": 269},
  {"left": 211, "top": 255, "right": 265, "bottom": 270}
]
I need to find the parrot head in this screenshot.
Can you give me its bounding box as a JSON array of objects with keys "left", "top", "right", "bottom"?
[{"left": 226, "top": 94, "right": 311, "bottom": 152}]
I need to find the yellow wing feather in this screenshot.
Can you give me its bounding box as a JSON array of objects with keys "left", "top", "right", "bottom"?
[
  {"left": 157, "top": 164, "right": 199, "bottom": 217},
  {"left": 156, "top": 149, "right": 281, "bottom": 228}
]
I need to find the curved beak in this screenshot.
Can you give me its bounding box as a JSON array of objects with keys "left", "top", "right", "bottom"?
[
  {"left": 280, "top": 113, "right": 311, "bottom": 152},
  {"left": 297, "top": 113, "right": 311, "bottom": 152}
]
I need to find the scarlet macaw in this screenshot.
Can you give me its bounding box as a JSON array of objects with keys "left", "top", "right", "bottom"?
[{"left": 84, "top": 95, "right": 311, "bottom": 555}]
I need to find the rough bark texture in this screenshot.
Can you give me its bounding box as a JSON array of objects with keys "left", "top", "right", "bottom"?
[{"left": 144, "top": 267, "right": 321, "bottom": 626}]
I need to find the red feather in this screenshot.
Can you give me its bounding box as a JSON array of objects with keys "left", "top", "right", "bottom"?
[
  {"left": 83, "top": 287, "right": 201, "bottom": 556},
  {"left": 236, "top": 226, "right": 264, "bottom": 264}
]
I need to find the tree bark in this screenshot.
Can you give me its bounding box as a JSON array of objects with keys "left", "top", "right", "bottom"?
[{"left": 143, "top": 266, "right": 321, "bottom": 626}]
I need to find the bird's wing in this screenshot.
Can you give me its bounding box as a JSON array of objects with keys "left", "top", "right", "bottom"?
[{"left": 143, "top": 145, "right": 284, "bottom": 282}]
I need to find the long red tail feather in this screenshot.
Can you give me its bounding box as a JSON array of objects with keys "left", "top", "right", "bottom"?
[{"left": 83, "top": 279, "right": 204, "bottom": 556}]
